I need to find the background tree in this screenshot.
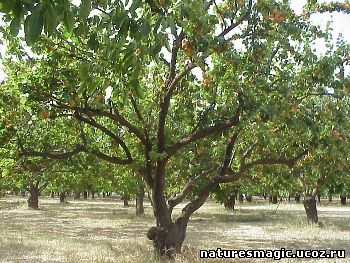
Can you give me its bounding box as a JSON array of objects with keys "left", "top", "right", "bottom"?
[{"left": 1, "top": 0, "right": 350, "bottom": 258}]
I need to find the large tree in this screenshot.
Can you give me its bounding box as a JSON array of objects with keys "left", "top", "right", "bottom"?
[{"left": 1, "top": 0, "right": 350, "bottom": 257}]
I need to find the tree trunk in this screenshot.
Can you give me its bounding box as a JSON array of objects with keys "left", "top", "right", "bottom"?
[
  {"left": 74, "top": 192, "right": 80, "bottom": 199},
  {"left": 224, "top": 194, "right": 236, "bottom": 210},
  {"left": 27, "top": 187, "right": 39, "bottom": 209},
  {"left": 272, "top": 195, "right": 278, "bottom": 204},
  {"left": 295, "top": 194, "right": 300, "bottom": 203},
  {"left": 328, "top": 194, "right": 332, "bottom": 202},
  {"left": 59, "top": 192, "right": 66, "bottom": 203},
  {"left": 136, "top": 186, "right": 145, "bottom": 216},
  {"left": 147, "top": 217, "right": 188, "bottom": 258},
  {"left": 102, "top": 192, "right": 106, "bottom": 198},
  {"left": 83, "top": 191, "right": 88, "bottom": 200},
  {"left": 303, "top": 195, "right": 318, "bottom": 224},
  {"left": 122, "top": 193, "right": 130, "bottom": 207},
  {"left": 238, "top": 193, "right": 244, "bottom": 203},
  {"left": 21, "top": 190, "right": 26, "bottom": 197},
  {"left": 246, "top": 195, "right": 252, "bottom": 202},
  {"left": 340, "top": 195, "right": 346, "bottom": 205},
  {"left": 91, "top": 191, "right": 95, "bottom": 199},
  {"left": 269, "top": 195, "right": 273, "bottom": 203},
  {"left": 50, "top": 191, "right": 54, "bottom": 198},
  {"left": 317, "top": 193, "right": 321, "bottom": 204},
  {"left": 288, "top": 195, "right": 291, "bottom": 202}
]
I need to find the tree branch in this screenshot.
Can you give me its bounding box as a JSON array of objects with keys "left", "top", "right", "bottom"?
[
  {"left": 218, "top": 0, "right": 253, "bottom": 37},
  {"left": 166, "top": 93, "right": 243, "bottom": 158},
  {"left": 74, "top": 111, "right": 133, "bottom": 161},
  {"left": 167, "top": 168, "right": 216, "bottom": 212}
]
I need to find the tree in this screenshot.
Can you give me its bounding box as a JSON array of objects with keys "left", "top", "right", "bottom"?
[{"left": 1, "top": 0, "right": 350, "bottom": 258}]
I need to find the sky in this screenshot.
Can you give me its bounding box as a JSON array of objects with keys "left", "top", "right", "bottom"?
[{"left": 0, "top": 0, "right": 350, "bottom": 82}]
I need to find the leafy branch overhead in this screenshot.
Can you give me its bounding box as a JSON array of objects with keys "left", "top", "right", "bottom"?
[{"left": 1, "top": 0, "right": 350, "bottom": 258}]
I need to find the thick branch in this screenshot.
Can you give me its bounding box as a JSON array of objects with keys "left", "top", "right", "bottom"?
[
  {"left": 166, "top": 94, "right": 243, "bottom": 157},
  {"left": 75, "top": 112, "right": 133, "bottom": 161},
  {"left": 157, "top": 63, "right": 196, "bottom": 152},
  {"left": 88, "top": 148, "right": 133, "bottom": 165},
  {"left": 219, "top": 132, "right": 239, "bottom": 176},
  {"left": 167, "top": 168, "right": 216, "bottom": 212},
  {"left": 20, "top": 144, "right": 85, "bottom": 160}
]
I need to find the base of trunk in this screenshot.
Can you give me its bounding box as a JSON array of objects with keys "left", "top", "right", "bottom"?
[
  {"left": 147, "top": 218, "right": 188, "bottom": 258},
  {"left": 224, "top": 194, "right": 236, "bottom": 210},
  {"left": 135, "top": 187, "right": 145, "bottom": 216},
  {"left": 303, "top": 196, "right": 318, "bottom": 224},
  {"left": 59, "top": 192, "right": 66, "bottom": 203},
  {"left": 28, "top": 190, "right": 39, "bottom": 209},
  {"left": 340, "top": 196, "right": 346, "bottom": 205}
]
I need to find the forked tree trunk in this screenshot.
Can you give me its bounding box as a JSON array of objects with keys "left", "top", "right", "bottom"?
[
  {"left": 136, "top": 186, "right": 145, "bottom": 216},
  {"left": 147, "top": 217, "right": 188, "bottom": 258},
  {"left": 59, "top": 192, "right": 66, "bottom": 203},
  {"left": 340, "top": 195, "right": 346, "bottom": 205},
  {"left": 303, "top": 195, "right": 318, "bottom": 224},
  {"left": 224, "top": 194, "right": 236, "bottom": 210},
  {"left": 28, "top": 187, "right": 39, "bottom": 209}
]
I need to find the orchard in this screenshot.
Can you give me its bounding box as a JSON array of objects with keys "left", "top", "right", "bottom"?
[{"left": 0, "top": 0, "right": 350, "bottom": 261}]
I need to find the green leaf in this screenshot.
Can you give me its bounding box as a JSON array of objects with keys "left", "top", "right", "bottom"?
[
  {"left": 0, "top": 0, "right": 14, "bottom": 13},
  {"left": 87, "top": 33, "right": 99, "bottom": 51},
  {"left": 140, "top": 22, "right": 151, "bottom": 37},
  {"left": 24, "top": 5, "right": 44, "bottom": 45},
  {"left": 63, "top": 8, "right": 75, "bottom": 32},
  {"left": 10, "top": 17, "right": 21, "bottom": 36},
  {"left": 79, "top": 63, "right": 89, "bottom": 80},
  {"left": 79, "top": 0, "right": 91, "bottom": 20},
  {"left": 43, "top": 2, "right": 58, "bottom": 35},
  {"left": 130, "top": 0, "right": 141, "bottom": 13}
]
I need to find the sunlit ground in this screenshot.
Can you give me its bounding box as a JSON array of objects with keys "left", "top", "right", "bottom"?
[{"left": 0, "top": 195, "right": 349, "bottom": 262}]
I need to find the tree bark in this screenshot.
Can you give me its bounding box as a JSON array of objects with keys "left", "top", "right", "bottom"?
[
  {"left": 59, "top": 192, "right": 66, "bottom": 203},
  {"left": 83, "top": 191, "right": 88, "bottom": 200},
  {"left": 147, "top": 217, "right": 188, "bottom": 258},
  {"left": 272, "top": 195, "right": 278, "bottom": 204},
  {"left": 91, "top": 191, "right": 95, "bottom": 199},
  {"left": 328, "top": 194, "right": 332, "bottom": 202},
  {"left": 122, "top": 193, "right": 130, "bottom": 207},
  {"left": 136, "top": 186, "right": 145, "bottom": 216},
  {"left": 224, "top": 194, "right": 236, "bottom": 210},
  {"left": 50, "top": 191, "right": 54, "bottom": 198},
  {"left": 295, "top": 194, "right": 300, "bottom": 203},
  {"left": 303, "top": 195, "right": 318, "bottom": 224},
  {"left": 246, "top": 195, "right": 252, "bottom": 202},
  {"left": 27, "top": 187, "right": 39, "bottom": 209},
  {"left": 238, "top": 193, "right": 244, "bottom": 203},
  {"left": 317, "top": 193, "right": 321, "bottom": 204},
  {"left": 340, "top": 195, "right": 346, "bottom": 205}
]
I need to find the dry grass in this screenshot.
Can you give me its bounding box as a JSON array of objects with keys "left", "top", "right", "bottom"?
[{"left": 0, "top": 196, "right": 349, "bottom": 262}]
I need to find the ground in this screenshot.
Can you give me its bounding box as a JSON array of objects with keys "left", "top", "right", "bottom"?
[{"left": 0, "top": 195, "right": 349, "bottom": 262}]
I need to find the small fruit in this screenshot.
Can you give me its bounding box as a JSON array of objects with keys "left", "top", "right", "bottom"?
[
  {"left": 135, "top": 48, "right": 141, "bottom": 56},
  {"left": 39, "top": 110, "right": 49, "bottom": 119},
  {"left": 203, "top": 75, "right": 213, "bottom": 87}
]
